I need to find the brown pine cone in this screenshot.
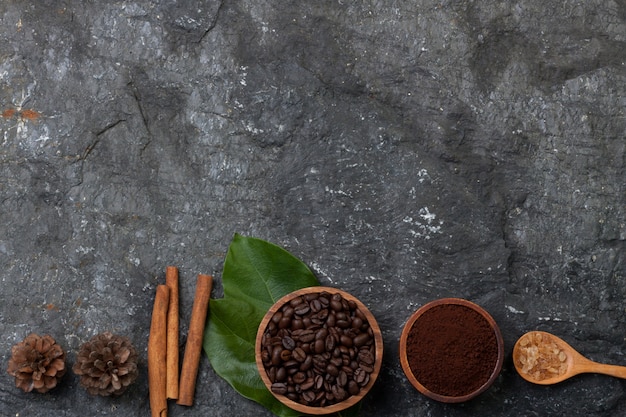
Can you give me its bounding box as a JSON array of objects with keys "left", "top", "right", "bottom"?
[
  {"left": 6, "top": 333, "right": 66, "bottom": 393},
  {"left": 73, "top": 332, "right": 139, "bottom": 396}
]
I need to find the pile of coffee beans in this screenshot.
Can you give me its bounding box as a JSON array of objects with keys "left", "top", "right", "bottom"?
[{"left": 259, "top": 291, "right": 377, "bottom": 407}]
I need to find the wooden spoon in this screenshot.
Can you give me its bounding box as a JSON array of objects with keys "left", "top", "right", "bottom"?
[{"left": 513, "top": 330, "right": 626, "bottom": 385}]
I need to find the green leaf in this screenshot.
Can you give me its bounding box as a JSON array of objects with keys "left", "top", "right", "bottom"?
[{"left": 204, "top": 234, "right": 320, "bottom": 417}]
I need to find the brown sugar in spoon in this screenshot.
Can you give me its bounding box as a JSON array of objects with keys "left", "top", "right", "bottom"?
[{"left": 513, "top": 330, "right": 626, "bottom": 385}]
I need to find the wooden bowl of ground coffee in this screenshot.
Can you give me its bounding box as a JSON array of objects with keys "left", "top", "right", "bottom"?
[
  {"left": 399, "top": 298, "right": 504, "bottom": 403},
  {"left": 256, "top": 286, "right": 383, "bottom": 415}
]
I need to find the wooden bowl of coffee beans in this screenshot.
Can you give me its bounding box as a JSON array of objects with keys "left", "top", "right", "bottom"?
[
  {"left": 399, "top": 298, "right": 504, "bottom": 403},
  {"left": 256, "top": 286, "right": 383, "bottom": 414}
]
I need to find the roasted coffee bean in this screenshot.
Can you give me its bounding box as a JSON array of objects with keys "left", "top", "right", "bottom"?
[
  {"left": 300, "top": 378, "right": 315, "bottom": 391},
  {"left": 271, "top": 311, "right": 283, "bottom": 324},
  {"left": 268, "top": 366, "right": 277, "bottom": 383},
  {"left": 309, "top": 324, "right": 323, "bottom": 332},
  {"left": 301, "top": 390, "right": 316, "bottom": 403},
  {"left": 344, "top": 328, "right": 357, "bottom": 338},
  {"left": 290, "top": 297, "right": 304, "bottom": 307},
  {"left": 278, "top": 316, "right": 291, "bottom": 329},
  {"left": 354, "top": 368, "right": 370, "bottom": 386},
  {"left": 275, "top": 367, "right": 287, "bottom": 382},
  {"left": 293, "top": 372, "right": 306, "bottom": 384},
  {"left": 325, "top": 334, "right": 336, "bottom": 351},
  {"left": 336, "top": 319, "right": 350, "bottom": 329},
  {"left": 314, "top": 339, "right": 325, "bottom": 354},
  {"left": 282, "top": 336, "right": 296, "bottom": 350},
  {"left": 330, "top": 356, "right": 343, "bottom": 367},
  {"left": 271, "top": 346, "right": 283, "bottom": 366},
  {"left": 353, "top": 367, "right": 366, "bottom": 383},
  {"left": 359, "top": 362, "right": 374, "bottom": 373},
  {"left": 351, "top": 317, "right": 363, "bottom": 330},
  {"left": 271, "top": 382, "right": 288, "bottom": 395},
  {"left": 315, "top": 328, "right": 328, "bottom": 341},
  {"left": 319, "top": 295, "right": 330, "bottom": 308},
  {"left": 353, "top": 332, "right": 371, "bottom": 347},
  {"left": 292, "top": 347, "right": 306, "bottom": 362},
  {"left": 340, "top": 335, "right": 353, "bottom": 347},
  {"left": 300, "top": 355, "right": 313, "bottom": 371},
  {"left": 326, "top": 363, "right": 339, "bottom": 377},
  {"left": 284, "top": 359, "right": 300, "bottom": 369},
  {"left": 337, "top": 370, "right": 348, "bottom": 387},
  {"left": 280, "top": 349, "right": 292, "bottom": 361},
  {"left": 310, "top": 299, "right": 322, "bottom": 312},
  {"left": 347, "top": 380, "right": 360, "bottom": 395},
  {"left": 267, "top": 321, "right": 277, "bottom": 334},
  {"left": 330, "top": 299, "right": 343, "bottom": 312},
  {"left": 293, "top": 329, "right": 315, "bottom": 343},
  {"left": 292, "top": 318, "right": 304, "bottom": 330},
  {"left": 358, "top": 349, "right": 375, "bottom": 365},
  {"left": 332, "top": 384, "right": 347, "bottom": 401},
  {"left": 314, "top": 374, "right": 324, "bottom": 390},
  {"left": 360, "top": 373, "right": 370, "bottom": 387},
  {"left": 313, "top": 354, "right": 326, "bottom": 371},
  {"left": 294, "top": 303, "right": 311, "bottom": 315},
  {"left": 311, "top": 317, "right": 324, "bottom": 326},
  {"left": 315, "top": 390, "right": 326, "bottom": 404},
  {"left": 315, "top": 308, "right": 329, "bottom": 320},
  {"left": 282, "top": 306, "right": 294, "bottom": 317}
]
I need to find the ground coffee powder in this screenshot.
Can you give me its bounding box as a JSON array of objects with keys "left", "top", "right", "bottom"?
[{"left": 405, "top": 303, "right": 498, "bottom": 397}]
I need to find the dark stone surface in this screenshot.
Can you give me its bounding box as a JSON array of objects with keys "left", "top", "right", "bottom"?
[{"left": 0, "top": 1, "right": 624, "bottom": 416}]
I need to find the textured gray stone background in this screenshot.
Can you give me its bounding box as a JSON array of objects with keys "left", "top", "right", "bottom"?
[{"left": 0, "top": 1, "right": 624, "bottom": 416}]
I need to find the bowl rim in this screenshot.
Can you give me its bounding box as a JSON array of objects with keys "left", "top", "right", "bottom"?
[
  {"left": 398, "top": 297, "right": 504, "bottom": 403},
  {"left": 255, "top": 286, "right": 384, "bottom": 415}
]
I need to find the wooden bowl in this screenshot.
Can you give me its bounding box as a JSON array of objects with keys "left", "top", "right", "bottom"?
[
  {"left": 399, "top": 298, "right": 504, "bottom": 403},
  {"left": 255, "top": 286, "right": 384, "bottom": 415}
]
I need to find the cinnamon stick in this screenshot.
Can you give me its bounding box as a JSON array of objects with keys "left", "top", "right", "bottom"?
[
  {"left": 165, "top": 266, "right": 179, "bottom": 400},
  {"left": 177, "top": 274, "right": 213, "bottom": 406},
  {"left": 148, "top": 285, "right": 170, "bottom": 417}
]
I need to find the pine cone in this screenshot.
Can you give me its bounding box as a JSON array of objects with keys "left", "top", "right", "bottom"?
[
  {"left": 73, "top": 332, "right": 139, "bottom": 396},
  {"left": 6, "top": 333, "right": 66, "bottom": 393}
]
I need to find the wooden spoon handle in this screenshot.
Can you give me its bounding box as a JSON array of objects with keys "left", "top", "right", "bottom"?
[{"left": 579, "top": 361, "right": 626, "bottom": 379}]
